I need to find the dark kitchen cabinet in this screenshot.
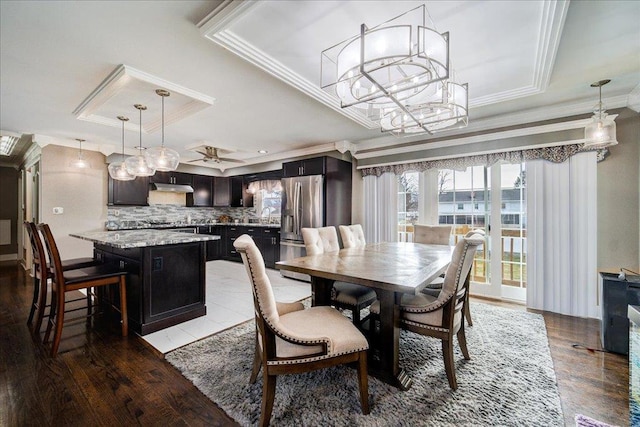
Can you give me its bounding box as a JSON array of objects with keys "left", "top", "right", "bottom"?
[
  {"left": 225, "top": 225, "right": 244, "bottom": 261},
  {"left": 188, "top": 175, "right": 213, "bottom": 207},
  {"left": 283, "top": 157, "right": 326, "bottom": 177},
  {"left": 200, "top": 225, "right": 224, "bottom": 261},
  {"left": 108, "top": 175, "right": 149, "bottom": 206},
  {"left": 213, "top": 177, "right": 231, "bottom": 207},
  {"left": 231, "top": 176, "right": 251, "bottom": 207},
  {"left": 150, "top": 171, "right": 192, "bottom": 185},
  {"left": 257, "top": 227, "right": 280, "bottom": 268}
]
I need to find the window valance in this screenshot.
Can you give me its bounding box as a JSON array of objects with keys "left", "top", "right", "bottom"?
[
  {"left": 360, "top": 144, "right": 607, "bottom": 177},
  {"left": 247, "top": 179, "right": 282, "bottom": 194}
]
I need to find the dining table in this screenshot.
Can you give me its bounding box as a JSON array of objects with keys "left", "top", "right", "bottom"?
[{"left": 276, "top": 241, "right": 453, "bottom": 390}]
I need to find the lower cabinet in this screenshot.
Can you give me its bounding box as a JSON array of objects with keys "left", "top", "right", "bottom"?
[{"left": 221, "top": 226, "right": 279, "bottom": 268}]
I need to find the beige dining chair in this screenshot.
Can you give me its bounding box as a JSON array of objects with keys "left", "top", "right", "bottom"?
[
  {"left": 302, "top": 226, "right": 377, "bottom": 325},
  {"left": 413, "top": 224, "right": 453, "bottom": 245},
  {"left": 234, "top": 234, "right": 370, "bottom": 426},
  {"left": 422, "top": 229, "right": 486, "bottom": 326},
  {"left": 370, "top": 234, "right": 483, "bottom": 390},
  {"left": 338, "top": 224, "right": 366, "bottom": 249}
]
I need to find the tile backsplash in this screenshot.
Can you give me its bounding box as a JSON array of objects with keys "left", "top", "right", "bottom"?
[{"left": 106, "top": 205, "right": 265, "bottom": 229}]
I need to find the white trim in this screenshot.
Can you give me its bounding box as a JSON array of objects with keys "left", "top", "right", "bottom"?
[
  {"left": 628, "top": 83, "right": 640, "bottom": 113},
  {"left": 197, "top": 0, "right": 259, "bottom": 35},
  {"left": 0, "top": 254, "right": 18, "bottom": 262}
]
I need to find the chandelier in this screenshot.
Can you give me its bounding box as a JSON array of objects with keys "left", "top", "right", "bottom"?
[
  {"left": 584, "top": 79, "right": 618, "bottom": 149},
  {"left": 321, "top": 4, "right": 468, "bottom": 135},
  {"left": 145, "top": 89, "right": 180, "bottom": 171}
]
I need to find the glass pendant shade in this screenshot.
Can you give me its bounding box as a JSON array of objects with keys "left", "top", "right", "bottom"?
[
  {"left": 145, "top": 89, "right": 179, "bottom": 171},
  {"left": 583, "top": 79, "right": 618, "bottom": 149},
  {"left": 584, "top": 113, "right": 618, "bottom": 149},
  {"left": 109, "top": 116, "right": 135, "bottom": 181},
  {"left": 125, "top": 104, "right": 156, "bottom": 177},
  {"left": 146, "top": 146, "right": 179, "bottom": 172},
  {"left": 69, "top": 138, "right": 91, "bottom": 169}
]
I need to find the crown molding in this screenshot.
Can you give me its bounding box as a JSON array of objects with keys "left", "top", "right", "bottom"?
[
  {"left": 197, "top": 0, "right": 259, "bottom": 35},
  {"left": 208, "top": 30, "right": 378, "bottom": 129}
]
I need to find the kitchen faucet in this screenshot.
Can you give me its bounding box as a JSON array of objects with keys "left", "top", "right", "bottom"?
[{"left": 261, "top": 207, "right": 272, "bottom": 224}]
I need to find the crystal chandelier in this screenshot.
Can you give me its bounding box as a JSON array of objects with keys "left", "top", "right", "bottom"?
[
  {"left": 584, "top": 79, "right": 618, "bottom": 149},
  {"left": 125, "top": 104, "right": 156, "bottom": 177},
  {"left": 69, "top": 138, "right": 91, "bottom": 169},
  {"left": 321, "top": 4, "right": 468, "bottom": 135},
  {"left": 108, "top": 116, "right": 135, "bottom": 181},
  {"left": 145, "top": 89, "right": 180, "bottom": 171}
]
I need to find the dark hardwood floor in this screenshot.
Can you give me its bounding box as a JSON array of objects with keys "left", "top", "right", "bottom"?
[{"left": 0, "top": 261, "right": 629, "bottom": 426}]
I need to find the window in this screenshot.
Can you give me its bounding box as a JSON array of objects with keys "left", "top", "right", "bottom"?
[
  {"left": 398, "top": 172, "right": 419, "bottom": 241},
  {"left": 438, "top": 166, "right": 489, "bottom": 283},
  {"left": 500, "top": 163, "right": 527, "bottom": 289}
]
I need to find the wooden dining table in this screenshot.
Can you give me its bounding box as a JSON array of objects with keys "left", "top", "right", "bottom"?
[{"left": 276, "top": 241, "right": 453, "bottom": 390}]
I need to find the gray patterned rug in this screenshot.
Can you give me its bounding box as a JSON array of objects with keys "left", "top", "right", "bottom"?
[{"left": 166, "top": 302, "right": 563, "bottom": 426}]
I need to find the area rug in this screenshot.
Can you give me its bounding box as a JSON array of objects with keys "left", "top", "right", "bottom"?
[{"left": 166, "top": 302, "right": 564, "bottom": 426}]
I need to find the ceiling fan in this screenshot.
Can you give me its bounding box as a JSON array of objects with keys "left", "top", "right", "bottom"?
[{"left": 188, "top": 146, "right": 244, "bottom": 164}]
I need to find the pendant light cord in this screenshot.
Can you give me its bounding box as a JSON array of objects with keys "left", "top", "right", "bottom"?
[{"left": 161, "top": 94, "right": 165, "bottom": 148}]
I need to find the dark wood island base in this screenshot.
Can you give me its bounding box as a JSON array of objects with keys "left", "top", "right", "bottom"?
[{"left": 95, "top": 241, "right": 207, "bottom": 335}]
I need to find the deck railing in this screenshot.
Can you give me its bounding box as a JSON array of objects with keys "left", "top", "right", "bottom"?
[{"left": 397, "top": 225, "right": 527, "bottom": 288}]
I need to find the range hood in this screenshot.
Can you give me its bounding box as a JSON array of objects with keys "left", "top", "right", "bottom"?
[{"left": 150, "top": 183, "right": 194, "bottom": 193}]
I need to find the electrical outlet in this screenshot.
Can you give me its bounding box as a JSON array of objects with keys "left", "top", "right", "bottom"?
[
  {"left": 113, "top": 209, "right": 120, "bottom": 217},
  {"left": 53, "top": 207, "right": 64, "bottom": 215}
]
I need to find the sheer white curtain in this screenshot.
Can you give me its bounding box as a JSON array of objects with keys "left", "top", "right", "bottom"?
[
  {"left": 418, "top": 169, "right": 439, "bottom": 224},
  {"left": 526, "top": 151, "right": 598, "bottom": 318},
  {"left": 363, "top": 173, "right": 398, "bottom": 243}
]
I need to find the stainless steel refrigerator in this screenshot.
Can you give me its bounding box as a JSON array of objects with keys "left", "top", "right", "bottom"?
[{"left": 280, "top": 175, "right": 324, "bottom": 280}]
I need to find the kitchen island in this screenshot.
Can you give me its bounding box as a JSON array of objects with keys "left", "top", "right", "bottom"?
[{"left": 71, "top": 230, "right": 220, "bottom": 335}]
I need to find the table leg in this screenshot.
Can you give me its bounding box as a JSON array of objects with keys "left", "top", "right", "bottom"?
[
  {"left": 368, "top": 289, "right": 413, "bottom": 390},
  {"left": 310, "top": 277, "right": 333, "bottom": 307}
]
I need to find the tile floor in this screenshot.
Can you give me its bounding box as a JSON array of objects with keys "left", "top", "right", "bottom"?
[{"left": 142, "top": 260, "right": 311, "bottom": 354}]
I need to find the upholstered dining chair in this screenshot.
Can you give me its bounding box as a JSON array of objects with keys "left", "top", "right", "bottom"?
[
  {"left": 413, "top": 224, "right": 453, "bottom": 245},
  {"left": 234, "top": 234, "right": 370, "bottom": 426},
  {"left": 302, "top": 226, "right": 377, "bottom": 325},
  {"left": 38, "top": 223, "right": 129, "bottom": 357},
  {"left": 24, "top": 221, "right": 99, "bottom": 334},
  {"left": 422, "top": 229, "right": 486, "bottom": 326},
  {"left": 338, "top": 224, "right": 366, "bottom": 249},
  {"left": 370, "top": 233, "right": 484, "bottom": 390}
]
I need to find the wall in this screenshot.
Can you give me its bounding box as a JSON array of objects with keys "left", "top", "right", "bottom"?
[
  {"left": 597, "top": 110, "right": 640, "bottom": 270},
  {"left": 40, "top": 145, "right": 107, "bottom": 259},
  {"left": 0, "top": 166, "right": 19, "bottom": 259}
]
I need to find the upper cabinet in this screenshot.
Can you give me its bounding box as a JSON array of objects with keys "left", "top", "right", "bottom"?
[
  {"left": 213, "top": 177, "right": 231, "bottom": 207},
  {"left": 150, "top": 171, "right": 192, "bottom": 185},
  {"left": 187, "top": 175, "right": 213, "bottom": 207},
  {"left": 282, "top": 157, "right": 325, "bottom": 177},
  {"left": 108, "top": 176, "right": 149, "bottom": 206}
]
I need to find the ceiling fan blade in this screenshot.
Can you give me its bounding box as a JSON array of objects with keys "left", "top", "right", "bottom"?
[
  {"left": 195, "top": 149, "right": 210, "bottom": 157},
  {"left": 218, "top": 157, "right": 245, "bottom": 164},
  {"left": 187, "top": 159, "right": 203, "bottom": 163}
]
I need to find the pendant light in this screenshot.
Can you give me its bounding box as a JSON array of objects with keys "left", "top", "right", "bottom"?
[
  {"left": 69, "top": 138, "right": 91, "bottom": 169},
  {"left": 584, "top": 79, "right": 618, "bottom": 149},
  {"left": 145, "top": 89, "right": 180, "bottom": 171},
  {"left": 124, "top": 104, "right": 156, "bottom": 177},
  {"left": 108, "top": 116, "right": 135, "bottom": 181}
]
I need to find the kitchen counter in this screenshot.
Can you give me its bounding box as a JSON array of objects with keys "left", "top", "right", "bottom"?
[{"left": 71, "top": 229, "right": 219, "bottom": 249}]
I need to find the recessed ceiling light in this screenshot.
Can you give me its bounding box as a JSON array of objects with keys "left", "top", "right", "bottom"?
[{"left": 258, "top": 149, "right": 268, "bottom": 154}]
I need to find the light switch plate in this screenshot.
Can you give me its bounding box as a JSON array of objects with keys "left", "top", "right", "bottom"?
[{"left": 53, "top": 207, "right": 64, "bottom": 214}]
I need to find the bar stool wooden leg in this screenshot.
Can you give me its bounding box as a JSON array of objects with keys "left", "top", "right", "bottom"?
[
  {"left": 27, "top": 274, "right": 39, "bottom": 327},
  {"left": 119, "top": 276, "right": 128, "bottom": 337},
  {"left": 50, "top": 285, "right": 66, "bottom": 357}
]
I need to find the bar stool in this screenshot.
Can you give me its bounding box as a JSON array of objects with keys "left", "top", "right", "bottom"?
[
  {"left": 38, "top": 223, "right": 129, "bottom": 357},
  {"left": 24, "top": 221, "right": 98, "bottom": 334}
]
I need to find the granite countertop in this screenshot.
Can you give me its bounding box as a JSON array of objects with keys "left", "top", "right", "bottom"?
[
  {"left": 106, "top": 221, "right": 280, "bottom": 231},
  {"left": 71, "top": 230, "right": 220, "bottom": 249}
]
